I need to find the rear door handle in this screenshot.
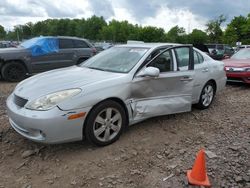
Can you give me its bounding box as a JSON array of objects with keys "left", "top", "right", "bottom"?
[
  {"left": 180, "top": 76, "right": 193, "bottom": 82},
  {"left": 202, "top": 68, "right": 209, "bottom": 72}
]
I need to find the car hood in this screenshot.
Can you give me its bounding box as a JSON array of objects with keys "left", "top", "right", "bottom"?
[
  {"left": 0, "top": 47, "right": 28, "bottom": 54},
  {"left": 223, "top": 59, "right": 250, "bottom": 67},
  {"left": 14, "top": 66, "right": 126, "bottom": 100}
]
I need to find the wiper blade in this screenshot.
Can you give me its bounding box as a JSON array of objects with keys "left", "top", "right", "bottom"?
[{"left": 87, "top": 67, "right": 106, "bottom": 71}]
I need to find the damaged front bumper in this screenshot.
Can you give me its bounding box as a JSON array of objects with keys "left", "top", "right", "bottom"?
[{"left": 6, "top": 94, "right": 91, "bottom": 144}]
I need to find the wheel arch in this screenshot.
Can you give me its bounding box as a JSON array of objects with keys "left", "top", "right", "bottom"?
[
  {"left": 1, "top": 59, "right": 29, "bottom": 73},
  {"left": 82, "top": 97, "right": 129, "bottom": 139},
  {"left": 207, "top": 79, "right": 217, "bottom": 93}
]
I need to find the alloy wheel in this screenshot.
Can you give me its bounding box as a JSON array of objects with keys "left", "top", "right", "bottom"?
[
  {"left": 201, "top": 85, "right": 214, "bottom": 107},
  {"left": 93, "top": 107, "right": 122, "bottom": 142}
]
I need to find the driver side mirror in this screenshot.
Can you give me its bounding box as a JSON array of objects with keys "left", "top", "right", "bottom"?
[{"left": 137, "top": 67, "right": 160, "bottom": 77}]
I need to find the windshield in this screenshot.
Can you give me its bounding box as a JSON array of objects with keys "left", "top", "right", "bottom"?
[
  {"left": 81, "top": 47, "right": 148, "bottom": 73},
  {"left": 231, "top": 49, "right": 250, "bottom": 60}
]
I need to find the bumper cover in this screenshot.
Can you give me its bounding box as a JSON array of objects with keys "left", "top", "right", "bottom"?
[
  {"left": 6, "top": 94, "right": 91, "bottom": 144},
  {"left": 226, "top": 72, "right": 250, "bottom": 84}
]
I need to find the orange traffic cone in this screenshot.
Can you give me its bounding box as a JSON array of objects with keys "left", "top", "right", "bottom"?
[{"left": 187, "top": 149, "right": 211, "bottom": 187}]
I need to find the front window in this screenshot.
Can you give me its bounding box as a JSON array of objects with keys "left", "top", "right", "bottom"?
[
  {"left": 148, "top": 50, "right": 173, "bottom": 72},
  {"left": 73, "top": 40, "right": 89, "bottom": 48},
  {"left": 231, "top": 49, "right": 250, "bottom": 60},
  {"left": 81, "top": 47, "right": 148, "bottom": 73},
  {"left": 175, "top": 47, "right": 190, "bottom": 71}
]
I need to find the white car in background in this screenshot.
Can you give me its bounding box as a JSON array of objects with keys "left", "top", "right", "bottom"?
[{"left": 6, "top": 43, "right": 226, "bottom": 146}]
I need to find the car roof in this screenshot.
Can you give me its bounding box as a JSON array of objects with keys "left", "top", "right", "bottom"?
[
  {"left": 116, "top": 43, "right": 181, "bottom": 48},
  {"left": 33, "top": 36, "right": 88, "bottom": 41},
  {"left": 56, "top": 36, "right": 88, "bottom": 41}
]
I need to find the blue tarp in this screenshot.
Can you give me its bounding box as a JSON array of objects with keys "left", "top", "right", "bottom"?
[{"left": 21, "top": 37, "right": 59, "bottom": 56}]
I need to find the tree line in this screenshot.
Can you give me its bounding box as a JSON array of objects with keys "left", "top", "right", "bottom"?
[{"left": 0, "top": 14, "right": 249, "bottom": 45}]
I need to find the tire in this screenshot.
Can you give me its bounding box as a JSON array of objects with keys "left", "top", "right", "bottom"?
[
  {"left": 84, "top": 100, "right": 126, "bottom": 146},
  {"left": 1, "top": 62, "right": 27, "bottom": 82},
  {"left": 195, "top": 82, "right": 216, "bottom": 109},
  {"left": 77, "top": 57, "right": 88, "bottom": 64}
]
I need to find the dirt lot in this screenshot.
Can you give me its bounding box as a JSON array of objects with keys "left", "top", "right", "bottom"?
[{"left": 0, "top": 81, "right": 249, "bottom": 188}]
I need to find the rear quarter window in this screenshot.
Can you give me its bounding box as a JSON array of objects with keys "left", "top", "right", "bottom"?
[{"left": 73, "top": 40, "right": 90, "bottom": 48}]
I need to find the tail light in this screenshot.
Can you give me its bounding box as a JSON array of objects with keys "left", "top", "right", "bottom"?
[{"left": 92, "top": 48, "right": 97, "bottom": 55}]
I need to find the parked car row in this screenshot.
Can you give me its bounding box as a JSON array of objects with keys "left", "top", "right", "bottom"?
[
  {"left": 205, "top": 44, "right": 235, "bottom": 60},
  {"left": 0, "top": 36, "right": 96, "bottom": 81},
  {"left": 2, "top": 36, "right": 249, "bottom": 146},
  {"left": 0, "top": 41, "right": 19, "bottom": 48}
]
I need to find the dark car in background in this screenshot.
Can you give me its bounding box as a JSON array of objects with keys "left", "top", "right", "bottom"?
[
  {"left": 94, "top": 42, "right": 113, "bottom": 53},
  {"left": 0, "top": 36, "right": 96, "bottom": 82},
  {"left": 206, "top": 44, "right": 235, "bottom": 60}
]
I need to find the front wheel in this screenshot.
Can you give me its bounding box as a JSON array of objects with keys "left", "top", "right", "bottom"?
[
  {"left": 84, "top": 100, "right": 126, "bottom": 146},
  {"left": 195, "top": 82, "right": 215, "bottom": 109}
]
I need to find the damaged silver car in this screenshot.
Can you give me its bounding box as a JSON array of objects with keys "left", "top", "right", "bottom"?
[{"left": 6, "top": 43, "right": 226, "bottom": 146}]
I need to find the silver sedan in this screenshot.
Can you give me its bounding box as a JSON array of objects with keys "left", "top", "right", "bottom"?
[{"left": 6, "top": 43, "right": 226, "bottom": 146}]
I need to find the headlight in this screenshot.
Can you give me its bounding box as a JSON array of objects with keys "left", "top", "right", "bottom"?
[{"left": 25, "top": 89, "right": 81, "bottom": 111}]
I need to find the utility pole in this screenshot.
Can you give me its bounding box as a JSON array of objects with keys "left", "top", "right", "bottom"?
[{"left": 16, "top": 29, "right": 20, "bottom": 42}]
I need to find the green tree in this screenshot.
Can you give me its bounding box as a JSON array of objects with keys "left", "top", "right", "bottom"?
[
  {"left": 138, "top": 26, "right": 165, "bottom": 42},
  {"left": 83, "top": 16, "right": 107, "bottom": 40},
  {"left": 74, "top": 18, "right": 86, "bottom": 37},
  {"left": 206, "top": 15, "right": 226, "bottom": 43},
  {"left": 223, "top": 14, "right": 250, "bottom": 45},
  {"left": 21, "top": 22, "right": 33, "bottom": 39},
  {"left": 188, "top": 29, "right": 208, "bottom": 44},
  {"left": 166, "top": 26, "right": 187, "bottom": 43},
  {"left": 100, "top": 20, "right": 140, "bottom": 42},
  {"left": 241, "top": 13, "right": 250, "bottom": 44},
  {"left": 0, "top": 25, "right": 6, "bottom": 39}
]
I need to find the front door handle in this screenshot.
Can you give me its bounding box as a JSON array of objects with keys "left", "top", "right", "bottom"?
[
  {"left": 180, "top": 76, "right": 193, "bottom": 82},
  {"left": 202, "top": 68, "right": 209, "bottom": 72}
]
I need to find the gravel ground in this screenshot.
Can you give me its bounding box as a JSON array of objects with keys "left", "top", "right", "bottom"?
[{"left": 0, "top": 81, "right": 249, "bottom": 188}]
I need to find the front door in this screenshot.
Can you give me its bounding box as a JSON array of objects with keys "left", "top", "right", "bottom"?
[{"left": 131, "top": 46, "right": 195, "bottom": 121}]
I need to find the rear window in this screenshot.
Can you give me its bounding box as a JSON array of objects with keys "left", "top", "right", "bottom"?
[
  {"left": 206, "top": 44, "right": 215, "bottom": 49},
  {"left": 174, "top": 47, "right": 190, "bottom": 71},
  {"left": 74, "top": 40, "right": 89, "bottom": 48},
  {"left": 194, "top": 51, "right": 204, "bottom": 64},
  {"left": 59, "top": 39, "right": 74, "bottom": 49},
  {"left": 217, "top": 45, "right": 224, "bottom": 50}
]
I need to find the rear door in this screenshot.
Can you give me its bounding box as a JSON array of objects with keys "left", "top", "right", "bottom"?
[
  {"left": 73, "top": 39, "right": 93, "bottom": 63},
  {"left": 131, "top": 46, "right": 195, "bottom": 121},
  {"left": 191, "top": 50, "right": 209, "bottom": 102},
  {"left": 30, "top": 38, "right": 75, "bottom": 72}
]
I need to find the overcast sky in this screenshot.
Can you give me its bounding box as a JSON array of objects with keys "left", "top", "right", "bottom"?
[{"left": 0, "top": 0, "right": 249, "bottom": 32}]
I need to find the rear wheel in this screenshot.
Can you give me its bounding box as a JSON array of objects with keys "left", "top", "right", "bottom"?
[
  {"left": 195, "top": 82, "right": 215, "bottom": 109},
  {"left": 1, "top": 62, "right": 27, "bottom": 82},
  {"left": 84, "top": 100, "right": 126, "bottom": 146}
]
